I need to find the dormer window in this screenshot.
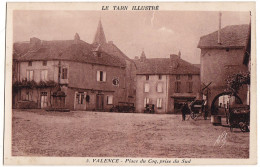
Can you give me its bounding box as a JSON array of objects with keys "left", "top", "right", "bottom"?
[
  {"left": 146, "top": 75, "right": 149, "bottom": 80},
  {"left": 43, "top": 60, "right": 47, "bottom": 66},
  {"left": 28, "top": 61, "right": 32, "bottom": 66}
]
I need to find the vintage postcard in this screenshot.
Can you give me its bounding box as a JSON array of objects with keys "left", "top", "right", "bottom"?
[{"left": 4, "top": 2, "right": 257, "bottom": 165}]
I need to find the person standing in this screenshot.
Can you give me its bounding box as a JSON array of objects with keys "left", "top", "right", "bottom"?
[{"left": 181, "top": 102, "right": 189, "bottom": 121}]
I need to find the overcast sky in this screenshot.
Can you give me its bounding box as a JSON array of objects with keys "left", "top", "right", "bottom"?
[{"left": 13, "top": 10, "right": 250, "bottom": 64}]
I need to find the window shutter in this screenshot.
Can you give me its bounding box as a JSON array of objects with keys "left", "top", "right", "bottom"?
[
  {"left": 144, "top": 98, "right": 146, "bottom": 107},
  {"left": 97, "top": 71, "right": 100, "bottom": 81},
  {"left": 103, "top": 71, "right": 106, "bottom": 81},
  {"left": 26, "top": 71, "right": 29, "bottom": 80},
  {"left": 190, "top": 82, "right": 193, "bottom": 92},
  {"left": 144, "top": 83, "right": 149, "bottom": 92},
  {"left": 30, "top": 71, "right": 34, "bottom": 81},
  {"left": 156, "top": 99, "right": 159, "bottom": 107},
  {"left": 45, "top": 70, "right": 48, "bottom": 81}
]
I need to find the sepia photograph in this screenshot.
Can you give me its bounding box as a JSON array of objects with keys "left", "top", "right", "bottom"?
[{"left": 4, "top": 2, "right": 257, "bottom": 165}]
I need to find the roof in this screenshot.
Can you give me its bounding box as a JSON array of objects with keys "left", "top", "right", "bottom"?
[
  {"left": 17, "top": 39, "right": 126, "bottom": 68},
  {"left": 197, "top": 24, "right": 250, "bottom": 49},
  {"left": 13, "top": 42, "right": 30, "bottom": 60},
  {"left": 134, "top": 55, "right": 200, "bottom": 75}
]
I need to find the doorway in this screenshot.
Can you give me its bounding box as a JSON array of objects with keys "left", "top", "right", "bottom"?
[{"left": 96, "top": 94, "right": 104, "bottom": 111}]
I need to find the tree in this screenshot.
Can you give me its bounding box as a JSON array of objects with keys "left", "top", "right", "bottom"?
[{"left": 226, "top": 71, "right": 250, "bottom": 94}]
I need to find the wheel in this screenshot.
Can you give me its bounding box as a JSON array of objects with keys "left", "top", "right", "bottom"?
[
  {"left": 239, "top": 122, "right": 249, "bottom": 132},
  {"left": 190, "top": 112, "right": 196, "bottom": 119}
]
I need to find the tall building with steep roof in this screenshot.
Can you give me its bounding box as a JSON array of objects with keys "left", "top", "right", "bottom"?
[
  {"left": 12, "top": 20, "right": 136, "bottom": 111},
  {"left": 198, "top": 24, "right": 250, "bottom": 115}
]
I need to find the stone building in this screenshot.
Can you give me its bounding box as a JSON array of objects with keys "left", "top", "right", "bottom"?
[
  {"left": 134, "top": 51, "right": 200, "bottom": 114},
  {"left": 12, "top": 20, "right": 136, "bottom": 111},
  {"left": 197, "top": 24, "right": 250, "bottom": 114}
]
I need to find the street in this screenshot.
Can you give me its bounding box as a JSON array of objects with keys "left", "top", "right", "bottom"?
[{"left": 12, "top": 109, "right": 249, "bottom": 158}]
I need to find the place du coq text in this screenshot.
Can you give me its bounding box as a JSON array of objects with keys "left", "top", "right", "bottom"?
[
  {"left": 89, "top": 158, "right": 191, "bottom": 164},
  {"left": 102, "top": 5, "right": 159, "bottom": 11}
]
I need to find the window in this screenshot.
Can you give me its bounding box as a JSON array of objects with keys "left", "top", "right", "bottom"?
[
  {"left": 144, "top": 83, "right": 150, "bottom": 92},
  {"left": 62, "top": 68, "right": 68, "bottom": 79},
  {"left": 28, "top": 61, "right": 32, "bottom": 66},
  {"left": 43, "top": 61, "right": 47, "bottom": 66},
  {"left": 144, "top": 97, "right": 150, "bottom": 107},
  {"left": 157, "top": 83, "right": 163, "bottom": 93},
  {"left": 188, "top": 74, "right": 192, "bottom": 80},
  {"left": 26, "top": 70, "right": 34, "bottom": 81},
  {"left": 41, "top": 70, "right": 48, "bottom": 81},
  {"left": 97, "top": 70, "right": 106, "bottom": 82},
  {"left": 175, "top": 81, "right": 181, "bottom": 93},
  {"left": 157, "top": 98, "right": 162, "bottom": 109},
  {"left": 26, "top": 90, "right": 32, "bottom": 101},
  {"left": 146, "top": 75, "right": 149, "bottom": 80},
  {"left": 187, "top": 82, "right": 193, "bottom": 93},
  {"left": 76, "top": 92, "right": 84, "bottom": 104},
  {"left": 40, "top": 92, "right": 48, "bottom": 108},
  {"left": 158, "top": 75, "right": 162, "bottom": 80},
  {"left": 107, "top": 95, "right": 113, "bottom": 105},
  {"left": 176, "top": 75, "right": 180, "bottom": 80}
]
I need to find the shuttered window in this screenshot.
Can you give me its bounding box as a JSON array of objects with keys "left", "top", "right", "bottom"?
[
  {"left": 26, "top": 70, "right": 34, "bottom": 81},
  {"left": 144, "top": 97, "right": 150, "bottom": 107},
  {"left": 107, "top": 95, "right": 113, "bottom": 105},
  {"left": 157, "top": 83, "right": 163, "bottom": 92},
  {"left": 175, "top": 81, "right": 181, "bottom": 93},
  {"left": 97, "top": 71, "right": 106, "bottom": 82},
  {"left": 144, "top": 83, "right": 150, "bottom": 92},
  {"left": 157, "top": 98, "right": 162, "bottom": 108},
  {"left": 41, "top": 70, "right": 48, "bottom": 81},
  {"left": 187, "top": 82, "right": 193, "bottom": 93}
]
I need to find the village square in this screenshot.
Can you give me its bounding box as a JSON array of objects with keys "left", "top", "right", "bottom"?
[{"left": 11, "top": 11, "right": 251, "bottom": 158}]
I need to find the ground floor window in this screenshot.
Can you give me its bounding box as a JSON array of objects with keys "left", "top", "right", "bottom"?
[
  {"left": 40, "top": 92, "right": 48, "bottom": 108},
  {"left": 107, "top": 95, "right": 113, "bottom": 105},
  {"left": 76, "top": 92, "right": 84, "bottom": 104},
  {"left": 157, "top": 98, "right": 162, "bottom": 109},
  {"left": 144, "top": 97, "right": 150, "bottom": 107}
]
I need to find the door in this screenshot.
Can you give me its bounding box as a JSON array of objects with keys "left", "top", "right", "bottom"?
[
  {"left": 40, "top": 92, "right": 48, "bottom": 108},
  {"left": 96, "top": 94, "right": 104, "bottom": 111},
  {"left": 74, "top": 92, "right": 85, "bottom": 110}
]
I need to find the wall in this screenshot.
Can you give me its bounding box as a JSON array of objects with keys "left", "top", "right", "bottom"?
[
  {"left": 200, "top": 48, "right": 248, "bottom": 109},
  {"left": 168, "top": 74, "right": 200, "bottom": 113},
  {"left": 135, "top": 74, "right": 168, "bottom": 114},
  {"left": 19, "top": 60, "right": 59, "bottom": 83}
]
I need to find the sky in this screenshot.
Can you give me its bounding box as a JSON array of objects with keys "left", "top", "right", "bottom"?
[{"left": 13, "top": 10, "right": 250, "bottom": 64}]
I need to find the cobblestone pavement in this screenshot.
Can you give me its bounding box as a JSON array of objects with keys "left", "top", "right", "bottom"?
[{"left": 12, "top": 109, "right": 249, "bottom": 158}]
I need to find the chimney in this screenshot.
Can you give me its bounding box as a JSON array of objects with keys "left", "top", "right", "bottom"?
[
  {"left": 170, "top": 54, "right": 179, "bottom": 69},
  {"left": 30, "top": 37, "right": 41, "bottom": 50},
  {"left": 218, "top": 12, "right": 222, "bottom": 44}
]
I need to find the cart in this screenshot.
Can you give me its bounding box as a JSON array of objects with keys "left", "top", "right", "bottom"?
[
  {"left": 228, "top": 104, "right": 250, "bottom": 132},
  {"left": 189, "top": 100, "right": 208, "bottom": 120}
]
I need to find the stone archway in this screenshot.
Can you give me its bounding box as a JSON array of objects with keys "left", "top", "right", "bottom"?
[{"left": 211, "top": 92, "right": 242, "bottom": 115}]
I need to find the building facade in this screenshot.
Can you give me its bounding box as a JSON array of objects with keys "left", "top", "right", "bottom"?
[
  {"left": 198, "top": 24, "right": 250, "bottom": 114},
  {"left": 134, "top": 51, "right": 200, "bottom": 114},
  {"left": 13, "top": 20, "right": 136, "bottom": 111}
]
